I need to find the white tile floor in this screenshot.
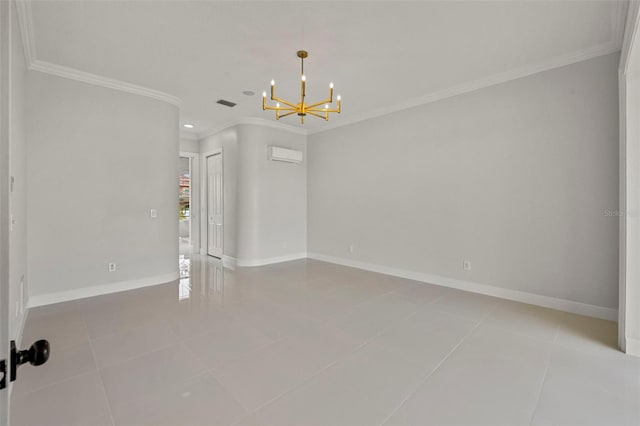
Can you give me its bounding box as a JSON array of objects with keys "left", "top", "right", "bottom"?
[{"left": 10, "top": 255, "right": 640, "bottom": 426}]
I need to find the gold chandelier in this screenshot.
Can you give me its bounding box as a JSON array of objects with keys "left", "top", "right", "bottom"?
[{"left": 262, "top": 50, "right": 341, "bottom": 124}]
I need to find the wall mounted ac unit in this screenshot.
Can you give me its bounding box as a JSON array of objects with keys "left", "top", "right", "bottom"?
[{"left": 269, "top": 146, "right": 303, "bottom": 164}]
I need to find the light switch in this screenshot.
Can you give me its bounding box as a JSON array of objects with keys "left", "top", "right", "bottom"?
[{"left": 150, "top": 209, "right": 158, "bottom": 218}]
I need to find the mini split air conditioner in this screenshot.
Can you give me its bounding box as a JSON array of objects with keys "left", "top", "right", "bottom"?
[{"left": 269, "top": 146, "right": 303, "bottom": 164}]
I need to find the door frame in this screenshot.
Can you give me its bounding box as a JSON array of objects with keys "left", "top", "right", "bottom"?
[
  {"left": 0, "top": 0, "right": 11, "bottom": 422},
  {"left": 200, "top": 149, "right": 223, "bottom": 257},
  {"left": 618, "top": 0, "right": 640, "bottom": 356},
  {"left": 179, "top": 151, "right": 199, "bottom": 253}
]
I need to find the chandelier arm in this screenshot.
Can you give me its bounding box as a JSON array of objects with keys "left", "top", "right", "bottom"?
[
  {"left": 305, "top": 98, "right": 333, "bottom": 110},
  {"left": 306, "top": 111, "right": 328, "bottom": 120},
  {"left": 270, "top": 96, "right": 298, "bottom": 109},
  {"left": 308, "top": 106, "right": 339, "bottom": 113},
  {"left": 278, "top": 111, "right": 299, "bottom": 119},
  {"left": 264, "top": 105, "right": 296, "bottom": 111}
]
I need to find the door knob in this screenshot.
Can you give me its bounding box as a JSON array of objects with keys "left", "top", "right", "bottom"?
[
  {"left": 0, "top": 340, "right": 50, "bottom": 389},
  {"left": 16, "top": 340, "right": 50, "bottom": 368}
]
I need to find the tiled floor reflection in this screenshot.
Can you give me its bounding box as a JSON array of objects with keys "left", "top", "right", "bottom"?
[{"left": 11, "top": 255, "right": 640, "bottom": 426}]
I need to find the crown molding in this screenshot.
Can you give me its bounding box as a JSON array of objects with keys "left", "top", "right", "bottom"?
[
  {"left": 199, "top": 116, "right": 307, "bottom": 140},
  {"left": 15, "top": 0, "right": 182, "bottom": 108},
  {"left": 197, "top": 121, "right": 238, "bottom": 141},
  {"left": 29, "top": 59, "right": 182, "bottom": 107},
  {"left": 238, "top": 117, "right": 307, "bottom": 135},
  {"left": 620, "top": 0, "right": 640, "bottom": 75},
  {"left": 307, "top": 41, "right": 621, "bottom": 136},
  {"left": 15, "top": 0, "right": 626, "bottom": 134},
  {"left": 613, "top": 1, "right": 630, "bottom": 48},
  {"left": 15, "top": 0, "right": 35, "bottom": 65}
]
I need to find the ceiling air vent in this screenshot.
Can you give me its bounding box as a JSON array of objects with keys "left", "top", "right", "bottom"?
[{"left": 216, "top": 99, "right": 237, "bottom": 108}]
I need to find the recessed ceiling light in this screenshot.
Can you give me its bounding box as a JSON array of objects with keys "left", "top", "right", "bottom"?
[
  {"left": 243, "top": 90, "right": 255, "bottom": 96},
  {"left": 183, "top": 124, "right": 194, "bottom": 129}
]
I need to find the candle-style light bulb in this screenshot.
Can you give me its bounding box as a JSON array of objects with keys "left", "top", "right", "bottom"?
[
  {"left": 325, "top": 104, "right": 329, "bottom": 109},
  {"left": 301, "top": 75, "right": 306, "bottom": 82},
  {"left": 330, "top": 82, "right": 334, "bottom": 89},
  {"left": 262, "top": 91, "right": 267, "bottom": 98},
  {"left": 337, "top": 95, "right": 341, "bottom": 101},
  {"left": 276, "top": 103, "right": 280, "bottom": 108},
  {"left": 271, "top": 79, "right": 275, "bottom": 86}
]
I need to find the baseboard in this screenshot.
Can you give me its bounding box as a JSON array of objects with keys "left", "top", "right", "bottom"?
[
  {"left": 222, "top": 255, "right": 237, "bottom": 269},
  {"left": 307, "top": 252, "right": 618, "bottom": 322},
  {"left": 235, "top": 252, "right": 308, "bottom": 267},
  {"left": 27, "top": 271, "right": 180, "bottom": 308},
  {"left": 626, "top": 337, "right": 640, "bottom": 357}
]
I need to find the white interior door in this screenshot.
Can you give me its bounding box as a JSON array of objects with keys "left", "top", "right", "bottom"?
[
  {"left": 0, "top": 0, "right": 10, "bottom": 422},
  {"left": 206, "top": 153, "right": 223, "bottom": 258}
]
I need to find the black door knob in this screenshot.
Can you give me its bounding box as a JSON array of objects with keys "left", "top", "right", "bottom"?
[
  {"left": 18, "top": 340, "right": 50, "bottom": 367},
  {"left": 0, "top": 340, "right": 50, "bottom": 389},
  {"left": 9, "top": 339, "right": 50, "bottom": 383}
]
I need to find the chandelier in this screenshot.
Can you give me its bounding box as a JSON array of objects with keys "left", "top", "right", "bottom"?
[{"left": 262, "top": 50, "right": 341, "bottom": 124}]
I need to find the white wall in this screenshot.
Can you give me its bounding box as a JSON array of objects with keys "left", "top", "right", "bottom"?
[
  {"left": 235, "top": 124, "right": 307, "bottom": 264},
  {"left": 9, "top": 0, "right": 27, "bottom": 339},
  {"left": 179, "top": 138, "right": 199, "bottom": 154},
  {"left": 200, "top": 124, "right": 307, "bottom": 265},
  {"left": 308, "top": 53, "right": 619, "bottom": 312},
  {"left": 26, "top": 71, "right": 180, "bottom": 304}
]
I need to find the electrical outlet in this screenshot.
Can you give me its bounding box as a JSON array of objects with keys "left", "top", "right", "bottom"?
[
  {"left": 108, "top": 262, "right": 117, "bottom": 272},
  {"left": 349, "top": 245, "right": 354, "bottom": 253},
  {"left": 150, "top": 209, "right": 158, "bottom": 218},
  {"left": 463, "top": 260, "right": 471, "bottom": 271}
]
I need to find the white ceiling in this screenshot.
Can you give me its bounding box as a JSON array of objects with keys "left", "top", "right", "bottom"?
[{"left": 24, "top": 1, "right": 626, "bottom": 136}]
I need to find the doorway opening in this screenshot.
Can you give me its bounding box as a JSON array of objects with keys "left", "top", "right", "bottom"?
[{"left": 179, "top": 156, "right": 191, "bottom": 253}]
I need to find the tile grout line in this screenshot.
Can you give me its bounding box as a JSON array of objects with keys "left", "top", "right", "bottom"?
[
  {"left": 95, "top": 334, "right": 180, "bottom": 372},
  {"left": 210, "top": 294, "right": 421, "bottom": 416},
  {"left": 300, "top": 288, "right": 402, "bottom": 331},
  {"left": 378, "top": 319, "right": 483, "bottom": 426},
  {"left": 11, "top": 318, "right": 95, "bottom": 398},
  {"left": 88, "top": 339, "right": 117, "bottom": 426},
  {"left": 11, "top": 368, "right": 97, "bottom": 400},
  {"left": 377, "top": 296, "right": 500, "bottom": 424},
  {"left": 229, "top": 301, "right": 422, "bottom": 426},
  {"left": 82, "top": 307, "right": 168, "bottom": 342},
  {"left": 527, "top": 323, "right": 561, "bottom": 426},
  {"left": 201, "top": 334, "right": 289, "bottom": 380}
]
